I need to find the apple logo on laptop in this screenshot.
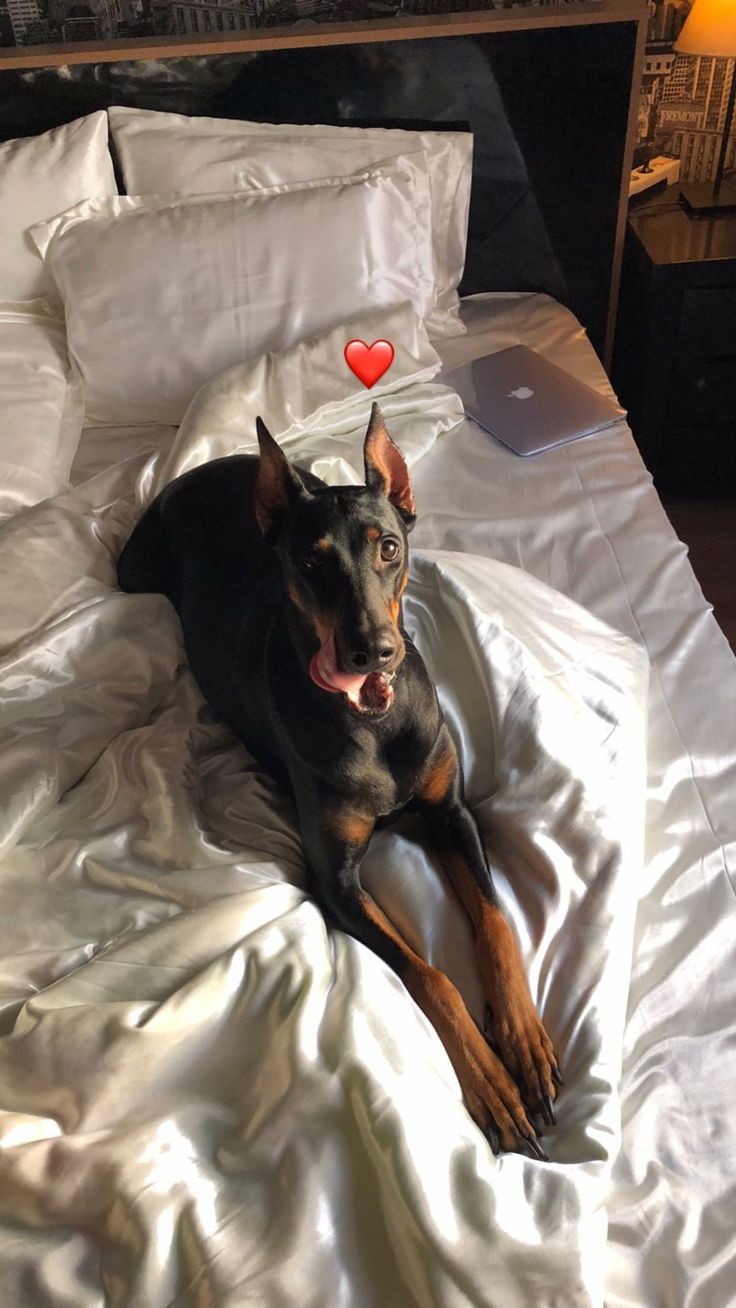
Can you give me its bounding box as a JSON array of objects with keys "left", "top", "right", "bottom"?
[{"left": 508, "top": 386, "right": 534, "bottom": 400}]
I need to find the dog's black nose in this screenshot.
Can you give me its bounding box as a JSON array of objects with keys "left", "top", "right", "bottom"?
[
  {"left": 377, "top": 639, "right": 396, "bottom": 666},
  {"left": 349, "top": 632, "right": 396, "bottom": 672}
]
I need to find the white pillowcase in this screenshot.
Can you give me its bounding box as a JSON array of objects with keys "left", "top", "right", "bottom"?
[
  {"left": 108, "top": 106, "right": 472, "bottom": 337},
  {"left": 32, "top": 162, "right": 435, "bottom": 427},
  {"left": 0, "top": 113, "right": 117, "bottom": 303},
  {"left": 0, "top": 304, "right": 83, "bottom": 518}
]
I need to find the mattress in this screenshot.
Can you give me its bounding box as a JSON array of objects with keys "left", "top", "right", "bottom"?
[
  {"left": 3, "top": 290, "right": 735, "bottom": 1307},
  {"left": 423, "top": 295, "right": 736, "bottom": 1308},
  {"left": 69, "top": 291, "right": 736, "bottom": 1306}
]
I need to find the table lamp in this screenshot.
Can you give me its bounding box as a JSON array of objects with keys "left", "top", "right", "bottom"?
[{"left": 674, "top": 0, "right": 736, "bottom": 211}]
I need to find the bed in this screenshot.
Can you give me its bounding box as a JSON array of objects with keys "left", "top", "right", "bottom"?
[{"left": 0, "top": 79, "right": 734, "bottom": 1308}]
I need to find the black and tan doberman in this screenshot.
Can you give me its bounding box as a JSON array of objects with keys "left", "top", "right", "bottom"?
[{"left": 117, "top": 403, "right": 561, "bottom": 1156}]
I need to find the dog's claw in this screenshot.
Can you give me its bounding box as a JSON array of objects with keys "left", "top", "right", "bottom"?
[
  {"left": 541, "top": 1093, "right": 556, "bottom": 1127},
  {"left": 552, "top": 1064, "right": 564, "bottom": 1088},
  {"left": 522, "top": 1132, "right": 549, "bottom": 1162},
  {"left": 486, "top": 1125, "right": 501, "bottom": 1155}
]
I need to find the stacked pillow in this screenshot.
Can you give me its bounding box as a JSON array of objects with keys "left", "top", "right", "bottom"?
[
  {"left": 107, "top": 107, "right": 473, "bottom": 341},
  {"left": 0, "top": 111, "right": 117, "bottom": 303},
  {"left": 36, "top": 109, "right": 472, "bottom": 428},
  {"left": 0, "top": 112, "right": 117, "bottom": 515},
  {"left": 33, "top": 160, "right": 438, "bottom": 426}
]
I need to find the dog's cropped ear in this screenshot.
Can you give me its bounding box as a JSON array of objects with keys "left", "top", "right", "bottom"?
[
  {"left": 363, "top": 403, "right": 416, "bottom": 530},
  {"left": 254, "top": 417, "right": 309, "bottom": 541}
]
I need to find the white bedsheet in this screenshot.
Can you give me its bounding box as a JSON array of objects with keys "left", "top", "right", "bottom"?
[
  {"left": 2, "top": 291, "right": 734, "bottom": 1307},
  {"left": 0, "top": 298, "right": 653, "bottom": 1308}
]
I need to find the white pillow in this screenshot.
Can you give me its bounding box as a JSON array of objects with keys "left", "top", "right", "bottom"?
[
  {"left": 108, "top": 106, "right": 472, "bottom": 337},
  {"left": 31, "top": 162, "right": 435, "bottom": 427},
  {"left": 0, "top": 304, "right": 83, "bottom": 518},
  {"left": 0, "top": 113, "right": 117, "bottom": 303}
]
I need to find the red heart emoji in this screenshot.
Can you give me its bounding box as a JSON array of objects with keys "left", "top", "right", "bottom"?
[{"left": 344, "top": 339, "right": 395, "bottom": 389}]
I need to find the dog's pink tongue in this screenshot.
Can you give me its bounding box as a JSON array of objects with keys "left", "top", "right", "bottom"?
[{"left": 309, "top": 631, "right": 367, "bottom": 701}]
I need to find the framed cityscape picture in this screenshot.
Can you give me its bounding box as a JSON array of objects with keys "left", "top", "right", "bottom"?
[
  {"left": 636, "top": 0, "right": 736, "bottom": 184},
  {"left": 0, "top": 0, "right": 606, "bottom": 67}
]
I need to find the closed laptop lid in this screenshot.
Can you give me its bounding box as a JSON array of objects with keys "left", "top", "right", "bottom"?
[{"left": 445, "top": 345, "right": 626, "bottom": 456}]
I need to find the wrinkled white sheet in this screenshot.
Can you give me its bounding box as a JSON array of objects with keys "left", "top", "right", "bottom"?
[
  {"left": 144, "top": 299, "right": 464, "bottom": 501},
  {"left": 0, "top": 302, "right": 650, "bottom": 1307},
  {"left": 66, "top": 292, "right": 736, "bottom": 1306}
]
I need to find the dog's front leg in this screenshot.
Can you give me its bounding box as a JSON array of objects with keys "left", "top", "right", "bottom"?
[
  {"left": 417, "top": 729, "right": 561, "bottom": 1129},
  {"left": 297, "top": 793, "right": 545, "bottom": 1157}
]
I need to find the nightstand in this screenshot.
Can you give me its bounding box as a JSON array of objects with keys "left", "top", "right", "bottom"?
[{"left": 613, "top": 190, "right": 736, "bottom": 495}]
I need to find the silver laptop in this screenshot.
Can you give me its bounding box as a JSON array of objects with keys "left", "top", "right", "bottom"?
[{"left": 445, "top": 345, "right": 626, "bottom": 457}]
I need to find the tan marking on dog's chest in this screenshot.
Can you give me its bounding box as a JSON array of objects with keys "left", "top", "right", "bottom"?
[
  {"left": 418, "top": 738, "right": 458, "bottom": 805},
  {"left": 327, "top": 809, "right": 374, "bottom": 848}
]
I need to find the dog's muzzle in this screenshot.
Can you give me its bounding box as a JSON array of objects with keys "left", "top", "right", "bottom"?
[{"left": 309, "top": 630, "right": 396, "bottom": 715}]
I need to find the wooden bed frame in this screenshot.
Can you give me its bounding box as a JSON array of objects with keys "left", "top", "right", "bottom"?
[{"left": 0, "top": 0, "right": 647, "bottom": 368}]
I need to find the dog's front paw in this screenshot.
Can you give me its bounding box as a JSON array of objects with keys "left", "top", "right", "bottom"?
[
  {"left": 484, "top": 1001, "right": 561, "bottom": 1130},
  {"left": 417, "top": 966, "right": 548, "bottom": 1158},
  {"left": 449, "top": 1015, "right": 549, "bottom": 1159},
  {"left": 477, "top": 908, "right": 562, "bottom": 1128}
]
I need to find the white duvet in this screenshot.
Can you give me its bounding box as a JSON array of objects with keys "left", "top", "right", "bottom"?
[
  {"left": 0, "top": 306, "right": 648, "bottom": 1307},
  {"left": 0, "top": 302, "right": 82, "bottom": 519}
]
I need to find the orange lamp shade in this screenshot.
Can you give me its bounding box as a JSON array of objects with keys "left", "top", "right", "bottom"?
[{"left": 674, "top": 0, "right": 736, "bottom": 58}]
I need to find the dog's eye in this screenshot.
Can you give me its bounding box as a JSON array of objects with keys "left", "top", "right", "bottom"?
[
  {"left": 380, "top": 538, "right": 400, "bottom": 562},
  {"left": 304, "top": 547, "right": 324, "bottom": 570}
]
